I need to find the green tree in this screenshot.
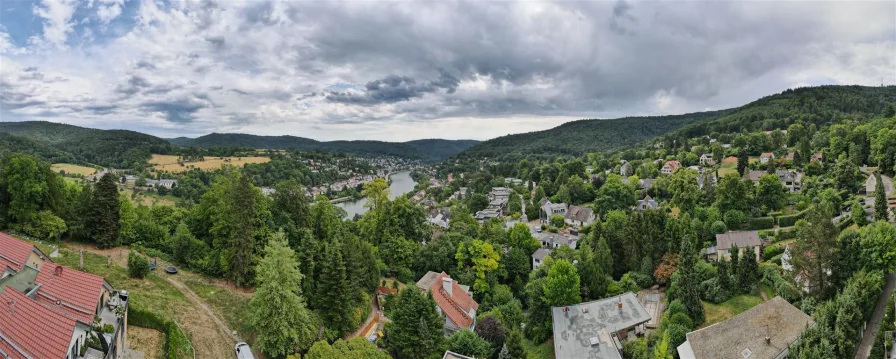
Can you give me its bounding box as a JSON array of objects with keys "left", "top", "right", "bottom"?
[
  {"left": 127, "top": 251, "right": 150, "bottom": 279},
  {"left": 456, "top": 239, "right": 501, "bottom": 293},
  {"left": 316, "top": 241, "right": 355, "bottom": 336},
  {"left": 550, "top": 214, "right": 565, "bottom": 228},
  {"left": 714, "top": 174, "right": 750, "bottom": 214},
  {"left": 543, "top": 259, "right": 581, "bottom": 307},
  {"left": 170, "top": 222, "right": 198, "bottom": 266},
  {"left": 667, "top": 168, "right": 700, "bottom": 212},
  {"left": 90, "top": 173, "right": 121, "bottom": 248},
  {"left": 502, "top": 330, "right": 527, "bottom": 359},
  {"left": 470, "top": 193, "right": 489, "bottom": 213},
  {"left": 738, "top": 247, "right": 760, "bottom": 292},
  {"left": 507, "top": 222, "right": 539, "bottom": 254},
  {"left": 653, "top": 332, "right": 673, "bottom": 359},
  {"left": 850, "top": 199, "right": 866, "bottom": 227},
  {"left": 578, "top": 244, "right": 610, "bottom": 300},
  {"left": 386, "top": 288, "right": 445, "bottom": 359},
  {"left": 834, "top": 154, "right": 858, "bottom": 192},
  {"left": 249, "top": 233, "right": 315, "bottom": 357},
  {"left": 737, "top": 151, "right": 748, "bottom": 176},
  {"left": 859, "top": 221, "right": 896, "bottom": 272},
  {"left": 447, "top": 330, "right": 491, "bottom": 358},
  {"left": 873, "top": 173, "right": 889, "bottom": 222},
  {"left": 791, "top": 205, "right": 839, "bottom": 297},
  {"left": 870, "top": 128, "right": 896, "bottom": 175},
  {"left": 675, "top": 239, "right": 705, "bottom": 325},
  {"left": 305, "top": 338, "right": 391, "bottom": 359},
  {"left": 272, "top": 179, "right": 312, "bottom": 230},
  {"left": 756, "top": 174, "right": 787, "bottom": 212},
  {"left": 595, "top": 174, "right": 636, "bottom": 213}
]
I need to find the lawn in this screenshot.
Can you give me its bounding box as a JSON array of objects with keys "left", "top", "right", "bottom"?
[
  {"left": 51, "top": 163, "right": 97, "bottom": 176},
  {"left": 718, "top": 156, "right": 738, "bottom": 176},
  {"left": 522, "top": 339, "right": 555, "bottom": 359},
  {"left": 150, "top": 154, "right": 270, "bottom": 173},
  {"left": 701, "top": 294, "right": 763, "bottom": 328},
  {"left": 121, "top": 187, "right": 177, "bottom": 207},
  {"left": 182, "top": 278, "right": 254, "bottom": 341},
  {"left": 760, "top": 284, "right": 775, "bottom": 299}
]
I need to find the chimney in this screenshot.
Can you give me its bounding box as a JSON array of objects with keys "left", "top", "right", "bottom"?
[{"left": 442, "top": 276, "right": 453, "bottom": 296}]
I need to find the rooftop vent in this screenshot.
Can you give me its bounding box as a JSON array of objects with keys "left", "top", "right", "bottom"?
[
  {"left": 741, "top": 348, "right": 752, "bottom": 358},
  {"left": 54, "top": 266, "right": 63, "bottom": 276},
  {"left": 582, "top": 307, "right": 589, "bottom": 314},
  {"left": 589, "top": 337, "right": 599, "bottom": 347}
]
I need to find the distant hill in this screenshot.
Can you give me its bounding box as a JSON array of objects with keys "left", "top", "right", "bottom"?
[
  {"left": 171, "top": 133, "right": 478, "bottom": 160},
  {"left": 456, "top": 85, "right": 896, "bottom": 161},
  {"left": 0, "top": 121, "right": 171, "bottom": 168}
]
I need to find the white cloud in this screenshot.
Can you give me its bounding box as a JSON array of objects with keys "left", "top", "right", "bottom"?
[{"left": 31, "top": 0, "right": 80, "bottom": 48}]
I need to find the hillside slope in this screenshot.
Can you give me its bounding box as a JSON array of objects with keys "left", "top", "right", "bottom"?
[
  {"left": 173, "top": 134, "right": 478, "bottom": 160},
  {"left": 0, "top": 121, "right": 171, "bottom": 168},
  {"left": 456, "top": 85, "right": 896, "bottom": 161}
]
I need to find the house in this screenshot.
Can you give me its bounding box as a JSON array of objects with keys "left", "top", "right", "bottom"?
[
  {"left": 532, "top": 233, "right": 578, "bottom": 269},
  {"left": 532, "top": 248, "right": 552, "bottom": 269},
  {"left": 416, "top": 271, "right": 479, "bottom": 336},
  {"left": 634, "top": 195, "right": 658, "bottom": 211},
  {"left": 504, "top": 177, "right": 524, "bottom": 186},
  {"left": 677, "top": 297, "right": 813, "bottom": 359},
  {"left": 810, "top": 152, "right": 823, "bottom": 164},
  {"left": 864, "top": 174, "right": 878, "bottom": 195},
  {"left": 745, "top": 170, "right": 803, "bottom": 192},
  {"left": 696, "top": 172, "right": 717, "bottom": 190},
  {"left": 551, "top": 293, "right": 651, "bottom": 359},
  {"left": 620, "top": 161, "right": 633, "bottom": 177},
  {"left": 565, "top": 206, "right": 596, "bottom": 227},
  {"left": 0, "top": 233, "right": 129, "bottom": 359},
  {"left": 785, "top": 152, "right": 795, "bottom": 162},
  {"left": 429, "top": 208, "right": 451, "bottom": 229},
  {"left": 487, "top": 187, "right": 511, "bottom": 215},
  {"left": 760, "top": 152, "right": 774, "bottom": 164},
  {"left": 661, "top": 161, "right": 682, "bottom": 174},
  {"left": 710, "top": 231, "right": 761, "bottom": 261},
  {"left": 721, "top": 144, "right": 732, "bottom": 149},
  {"left": 699, "top": 153, "right": 715, "bottom": 166},
  {"left": 540, "top": 201, "right": 569, "bottom": 223},
  {"left": 443, "top": 351, "right": 477, "bottom": 359},
  {"left": 450, "top": 187, "right": 470, "bottom": 201}
]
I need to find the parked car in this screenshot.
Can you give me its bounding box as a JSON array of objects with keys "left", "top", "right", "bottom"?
[{"left": 235, "top": 342, "right": 256, "bottom": 359}]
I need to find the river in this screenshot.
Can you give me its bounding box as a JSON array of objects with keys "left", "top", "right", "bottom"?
[{"left": 336, "top": 170, "right": 418, "bottom": 218}]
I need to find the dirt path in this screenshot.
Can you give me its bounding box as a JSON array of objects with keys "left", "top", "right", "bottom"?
[
  {"left": 854, "top": 272, "right": 896, "bottom": 359},
  {"left": 69, "top": 243, "right": 238, "bottom": 359},
  {"left": 347, "top": 296, "right": 378, "bottom": 339}
]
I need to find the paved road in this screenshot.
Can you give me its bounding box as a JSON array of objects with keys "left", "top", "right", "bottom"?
[{"left": 855, "top": 272, "right": 896, "bottom": 359}]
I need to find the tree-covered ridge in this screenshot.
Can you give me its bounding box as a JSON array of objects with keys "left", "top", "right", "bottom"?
[
  {"left": 455, "top": 110, "right": 727, "bottom": 162},
  {"left": 0, "top": 121, "right": 172, "bottom": 168},
  {"left": 0, "top": 133, "right": 76, "bottom": 164},
  {"left": 169, "top": 133, "right": 479, "bottom": 160},
  {"left": 456, "top": 85, "right": 896, "bottom": 161}
]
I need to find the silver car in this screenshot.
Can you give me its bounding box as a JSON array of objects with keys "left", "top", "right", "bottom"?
[{"left": 234, "top": 342, "right": 256, "bottom": 359}]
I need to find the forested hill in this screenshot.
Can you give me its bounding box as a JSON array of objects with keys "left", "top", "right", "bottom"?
[
  {"left": 0, "top": 121, "right": 171, "bottom": 168},
  {"left": 171, "top": 133, "right": 479, "bottom": 160},
  {"left": 455, "top": 85, "right": 896, "bottom": 161}
]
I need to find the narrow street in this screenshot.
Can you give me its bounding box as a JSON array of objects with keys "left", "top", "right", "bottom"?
[{"left": 854, "top": 272, "right": 896, "bottom": 359}]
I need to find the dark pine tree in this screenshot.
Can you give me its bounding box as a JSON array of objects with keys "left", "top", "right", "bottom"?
[
  {"left": 386, "top": 288, "right": 445, "bottom": 359},
  {"left": 737, "top": 151, "right": 748, "bottom": 176},
  {"left": 316, "top": 241, "right": 355, "bottom": 336},
  {"left": 874, "top": 173, "right": 889, "bottom": 222},
  {"left": 677, "top": 239, "right": 706, "bottom": 325},
  {"left": 90, "top": 173, "right": 120, "bottom": 248}
]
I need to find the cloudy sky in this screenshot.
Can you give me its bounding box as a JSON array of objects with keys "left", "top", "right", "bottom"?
[{"left": 1, "top": 0, "right": 894, "bottom": 141}]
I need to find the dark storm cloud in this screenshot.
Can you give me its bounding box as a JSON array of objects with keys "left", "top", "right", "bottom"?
[
  {"left": 114, "top": 75, "right": 152, "bottom": 96},
  {"left": 326, "top": 71, "right": 460, "bottom": 105},
  {"left": 140, "top": 94, "right": 214, "bottom": 123}
]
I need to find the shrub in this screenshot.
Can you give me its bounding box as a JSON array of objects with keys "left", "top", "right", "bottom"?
[
  {"left": 128, "top": 306, "right": 193, "bottom": 359},
  {"left": 711, "top": 221, "right": 728, "bottom": 234},
  {"left": 127, "top": 252, "right": 151, "bottom": 279},
  {"left": 102, "top": 324, "right": 115, "bottom": 334},
  {"left": 668, "top": 313, "right": 694, "bottom": 330},
  {"left": 746, "top": 217, "right": 774, "bottom": 230},
  {"left": 763, "top": 245, "right": 784, "bottom": 260},
  {"left": 550, "top": 214, "right": 565, "bottom": 228},
  {"left": 777, "top": 210, "right": 806, "bottom": 227},
  {"left": 723, "top": 210, "right": 746, "bottom": 229}
]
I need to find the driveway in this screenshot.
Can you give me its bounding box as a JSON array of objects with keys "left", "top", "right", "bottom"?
[{"left": 854, "top": 272, "right": 896, "bottom": 359}]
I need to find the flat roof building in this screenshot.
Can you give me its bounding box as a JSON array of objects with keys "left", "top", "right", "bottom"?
[{"left": 552, "top": 293, "right": 650, "bottom": 359}]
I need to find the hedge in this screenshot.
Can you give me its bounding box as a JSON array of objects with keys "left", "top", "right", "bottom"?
[
  {"left": 777, "top": 210, "right": 807, "bottom": 227},
  {"left": 128, "top": 306, "right": 194, "bottom": 359},
  {"left": 747, "top": 217, "right": 775, "bottom": 230}
]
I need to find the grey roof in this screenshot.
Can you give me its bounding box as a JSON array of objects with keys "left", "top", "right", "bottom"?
[
  {"left": 443, "top": 351, "right": 477, "bottom": 359},
  {"left": 715, "top": 231, "right": 761, "bottom": 250},
  {"left": 552, "top": 293, "right": 650, "bottom": 359},
  {"left": 532, "top": 248, "right": 552, "bottom": 261},
  {"left": 680, "top": 297, "right": 813, "bottom": 359},
  {"left": 541, "top": 202, "right": 568, "bottom": 214},
  {"left": 745, "top": 170, "right": 766, "bottom": 182},
  {"left": 416, "top": 271, "right": 442, "bottom": 291},
  {"left": 565, "top": 206, "right": 594, "bottom": 222},
  {"left": 537, "top": 232, "right": 578, "bottom": 248}
]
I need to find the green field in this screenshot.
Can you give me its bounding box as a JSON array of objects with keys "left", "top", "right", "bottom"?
[
  {"left": 718, "top": 156, "right": 738, "bottom": 176},
  {"left": 51, "top": 163, "right": 97, "bottom": 176},
  {"left": 701, "top": 294, "right": 763, "bottom": 328}
]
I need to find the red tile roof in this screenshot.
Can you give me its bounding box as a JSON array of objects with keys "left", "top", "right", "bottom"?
[
  {"left": 761, "top": 152, "right": 774, "bottom": 158},
  {"left": 663, "top": 161, "right": 682, "bottom": 171},
  {"left": 34, "top": 262, "right": 105, "bottom": 325},
  {"left": 429, "top": 272, "right": 478, "bottom": 329},
  {"left": 0, "top": 233, "right": 37, "bottom": 272},
  {"left": 0, "top": 289, "right": 77, "bottom": 359}
]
